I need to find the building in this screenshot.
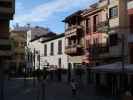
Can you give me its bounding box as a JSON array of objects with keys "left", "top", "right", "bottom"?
[
  {"left": 81, "top": 0, "right": 130, "bottom": 95},
  {"left": 41, "top": 34, "right": 68, "bottom": 70},
  {"left": 27, "top": 33, "right": 68, "bottom": 70},
  {"left": 63, "top": 10, "right": 85, "bottom": 69},
  {"left": 27, "top": 26, "right": 51, "bottom": 44},
  {"left": 0, "top": 0, "right": 15, "bottom": 70},
  {"left": 0, "top": 1, "right": 15, "bottom": 99},
  {"left": 26, "top": 27, "right": 56, "bottom": 70},
  {"left": 82, "top": 0, "right": 109, "bottom": 65},
  {"left": 82, "top": 0, "right": 129, "bottom": 65},
  {"left": 10, "top": 25, "right": 30, "bottom": 73},
  {"left": 128, "top": 0, "right": 133, "bottom": 64}
]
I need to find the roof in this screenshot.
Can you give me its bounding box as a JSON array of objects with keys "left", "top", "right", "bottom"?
[
  {"left": 81, "top": 0, "right": 108, "bottom": 17},
  {"left": 62, "top": 10, "right": 83, "bottom": 22},
  {"left": 41, "top": 33, "right": 65, "bottom": 43},
  {"left": 30, "top": 26, "right": 49, "bottom": 35},
  {"left": 11, "top": 26, "right": 30, "bottom": 33},
  {"left": 30, "top": 32, "right": 56, "bottom": 42}
]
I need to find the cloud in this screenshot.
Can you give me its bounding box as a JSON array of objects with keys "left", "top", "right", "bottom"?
[{"left": 13, "top": 0, "right": 96, "bottom": 25}]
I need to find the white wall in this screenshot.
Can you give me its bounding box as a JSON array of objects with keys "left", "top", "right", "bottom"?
[
  {"left": 41, "top": 36, "right": 68, "bottom": 70},
  {"left": 28, "top": 40, "right": 44, "bottom": 70},
  {"left": 27, "top": 35, "right": 68, "bottom": 70}
]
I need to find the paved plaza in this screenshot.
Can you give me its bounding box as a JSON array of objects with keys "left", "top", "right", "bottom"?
[{"left": 1, "top": 77, "right": 121, "bottom": 100}]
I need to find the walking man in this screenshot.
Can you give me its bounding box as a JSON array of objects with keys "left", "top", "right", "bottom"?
[{"left": 70, "top": 79, "right": 78, "bottom": 95}]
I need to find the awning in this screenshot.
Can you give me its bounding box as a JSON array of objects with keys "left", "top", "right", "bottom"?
[{"left": 88, "top": 62, "right": 133, "bottom": 74}]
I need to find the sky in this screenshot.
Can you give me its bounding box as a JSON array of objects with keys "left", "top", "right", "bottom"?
[{"left": 11, "top": 0, "right": 98, "bottom": 33}]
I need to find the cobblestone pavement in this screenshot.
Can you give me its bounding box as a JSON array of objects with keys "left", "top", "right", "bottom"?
[{"left": 2, "top": 77, "right": 120, "bottom": 100}]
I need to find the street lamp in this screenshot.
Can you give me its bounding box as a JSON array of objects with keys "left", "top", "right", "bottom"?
[{"left": 0, "top": 60, "right": 4, "bottom": 100}]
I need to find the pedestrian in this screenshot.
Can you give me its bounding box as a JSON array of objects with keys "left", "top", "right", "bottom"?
[
  {"left": 125, "top": 90, "right": 132, "bottom": 96},
  {"left": 70, "top": 79, "right": 78, "bottom": 95}
]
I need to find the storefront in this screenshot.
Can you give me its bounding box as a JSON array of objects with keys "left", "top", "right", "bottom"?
[{"left": 89, "top": 62, "right": 133, "bottom": 95}]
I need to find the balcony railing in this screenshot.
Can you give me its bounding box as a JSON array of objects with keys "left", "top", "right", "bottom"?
[
  {"left": 88, "top": 43, "right": 109, "bottom": 54},
  {"left": 0, "top": 7, "right": 13, "bottom": 13},
  {"left": 96, "top": 20, "right": 109, "bottom": 32},
  {"left": 65, "top": 25, "right": 83, "bottom": 37},
  {"left": 65, "top": 44, "right": 83, "bottom": 55}
]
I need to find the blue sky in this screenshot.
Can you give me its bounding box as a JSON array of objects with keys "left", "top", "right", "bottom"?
[{"left": 11, "top": 0, "right": 97, "bottom": 33}]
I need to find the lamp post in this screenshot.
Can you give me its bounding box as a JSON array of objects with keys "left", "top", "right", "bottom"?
[
  {"left": 121, "top": 34, "right": 125, "bottom": 72},
  {"left": 67, "top": 55, "right": 71, "bottom": 82},
  {"left": 0, "top": 60, "right": 4, "bottom": 100}
]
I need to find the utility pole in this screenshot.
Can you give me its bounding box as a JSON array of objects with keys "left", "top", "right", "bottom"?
[
  {"left": 33, "top": 48, "right": 36, "bottom": 87},
  {"left": 67, "top": 55, "right": 71, "bottom": 83}
]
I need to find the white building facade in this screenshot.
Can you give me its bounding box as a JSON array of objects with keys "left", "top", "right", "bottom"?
[
  {"left": 26, "top": 27, "right": 56, "bottom": 70},
  {"left": 41, "top": 34, "right": 68, "bottom": 70},
  {"left": 27, "top": 33, "right": 69, "bottom": 70}
]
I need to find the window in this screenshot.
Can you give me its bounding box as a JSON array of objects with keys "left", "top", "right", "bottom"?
[
  {"left": 109, "top": 6, "right": 118, "bottom": 18},
  {"left": 86, "top": 18, "right": 91, "bottom": 34},
  {"left": 50, "top": 43, "right": 54, "bottom": 55},
  {"left": 58, "top": 40, "right": 62, "bottom": 54},
  {"left": 109, "top": 34, "right": 118, "bottom": 46},
  {"left": 44, "top": 44, "right": 47, "bottom": 56},
  {"left": 130, "top": 15, "right": 133, "bottom": 33},
  {"left": 93, "top": 15, "right": 99, "bottom": 32},
  {"left": 58, "top": 58, "right": 62, "bottom": 68}
]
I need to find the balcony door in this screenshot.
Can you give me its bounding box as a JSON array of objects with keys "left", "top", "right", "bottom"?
[{"left": 130, "top": 15, "right": 133, "bottom": 33}]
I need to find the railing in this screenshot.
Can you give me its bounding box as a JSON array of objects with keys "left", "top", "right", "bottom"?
[
  {"left": 65, "top": 25, "right": 82, "bottom": 31},
  {"left": 65, "top": 44, "right": 83, "bottom": 55},
  {"left": 65, "top": 44, "right": 83, "bottom": 49},
  {"left": 88, "top": 43, "right": 109, "bottom": 54},
  {"left": 0, "top": 7, "right": 13, "bottom": 13},
  {"left": 65, "top": 25, "right": 83, "bottom": 36}
]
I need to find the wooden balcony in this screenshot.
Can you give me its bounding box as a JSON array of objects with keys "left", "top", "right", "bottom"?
[
  {"left": 0, "top": 0, "right": 15, "bottom": 19},
  {"left": 65, "top": 25, "right": 83, "bottom": 37},
  {"left": 65, "top": 44, "right": 83, "bottom": 55},
  {"left": 0, "top": 7, "right": 13, "bottom": 13}
]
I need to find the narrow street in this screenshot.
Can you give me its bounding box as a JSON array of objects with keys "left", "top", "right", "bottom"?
[{"left": 3, "top": 78, "right": 120, "bottom": 100}]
